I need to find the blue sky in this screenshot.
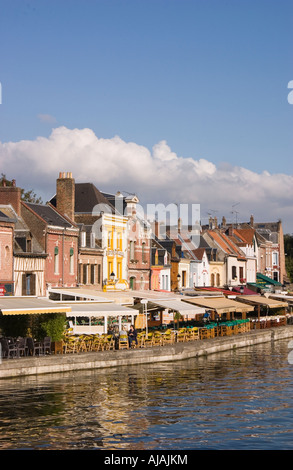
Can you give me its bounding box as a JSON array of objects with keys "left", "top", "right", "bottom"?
[{"left": 0, "top": 0, "right": 292, "bottom": 231}]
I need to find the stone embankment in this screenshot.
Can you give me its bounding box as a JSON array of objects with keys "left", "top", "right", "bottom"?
[{"left": 1, "top": 326, "right": 293, "bottom": 379}]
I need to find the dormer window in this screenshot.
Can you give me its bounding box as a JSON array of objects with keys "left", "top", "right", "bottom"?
[
  {"left": 26, "top": 238, "right": 32, "bottom": 252},
  {"left": 90, "top": 232, "right": 95, "bottom": 248},
  {"left": 81, "top": 231, "right": 86, "bottom": 248}
]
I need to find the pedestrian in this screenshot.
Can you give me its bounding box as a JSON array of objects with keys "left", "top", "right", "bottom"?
[{"left": 128, "top": 324, "right": 138, "bottom": 347}]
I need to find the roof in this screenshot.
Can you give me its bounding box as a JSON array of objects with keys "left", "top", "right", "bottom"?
[
  {"left": 24, "top": 202, "right": 74, "bottom": 228},
  {"left": 183, "top": 296, "right": 255, "bottom": 313},
  {"left": 75, "top": 183, "right": 117, "bottom": 214},
  {"left": 0, "top": 204, "right": 44, "bottom": 254},
  {"left": 256, "top": 272, "right": 282, "bottom": 286},
  {"left": 236, "top": 295, "right": 288, "bottom": 308},
  {"left": 0, "top": 209, "right": 15, "bottom": 223},
  {"left": 232, "top": 228, "right": 255, "bottom": 245},
  {"left": 207, "top": 230, "right": 246, "bottom": 260},
  {"left": 0, "top": 297, "right": 71, "bottom": 316}
]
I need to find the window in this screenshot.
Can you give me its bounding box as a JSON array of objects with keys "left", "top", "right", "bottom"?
[
  {"left": 81, "top": 231, "right": 86, "bottom": 248},
  {"left": 108, "top": 231, "right": 113, "bottom": 250},
  {"left": 90, "top": 264, "right": 95, "bottom": 284},
  {"left": 97, "top": 264, "right": 101, "bottom": 284},
  {"left": 130, "top": 241, "right": 135, "bottom": 260},
  {"left": 54, "top": 247, "right": 59, "bottom": 274},
  {"left": 117, "top": 232, "right": 122, "bottom": 251},
  {"left": 182, "top": 270, "right": 186, "bottom": 287},
  {"left": 239, "top": 266, "right": 244, "bottom": 280},
  {"left": 108, "top": 260, "right": 113, "bottom": 279},
  {"left": 83, "top": 264, "right": 88, "bottom": 284},
  {"left": 117, "top": 261, "right": 122, "bottom": 280},
  {"left": 26, "top": 239, "right": 32, "bottom": 252},
  {"left": 22, "top": 273, "right": 36, "bottom": 296},
  {"left": 90, "top": 232, "right": 95, "bottom": 248},
  {"left": 216, "top": 273, "right": 220, "bottom": 287},
  {"left": 70, "top": 248, "right": 74, "bottom": 274},
  {"left": 232, "top": 266, "right": 237, "bottom": 279},
  {"left": 142, "top": 242, "right": 146, "bottom": 262},
  {"left": 272, "top": 252, "right": 278, "bottom": 266}
]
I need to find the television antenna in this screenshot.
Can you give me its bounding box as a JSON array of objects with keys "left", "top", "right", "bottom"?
[{"left": 231, "top": 202, "right": 240, "bottom": 227}]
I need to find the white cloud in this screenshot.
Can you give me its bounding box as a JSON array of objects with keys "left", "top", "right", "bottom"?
[
  {"left": 0, "top": 126, "right": 292, "bottom": 232},
  {"left": 37, "top": 114, "right": 57, "bottom": 124}
]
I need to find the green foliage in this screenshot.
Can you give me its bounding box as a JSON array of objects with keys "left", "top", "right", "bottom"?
[
  {"left": 37, "top": 313, "right": 67, "bottom": 342},
  {"left": 0, "top": 314, "right": 30, "bottom": 338},
  {"left": 0, "top": 173, "right": 43, "bottom": 203},
  {"left": 284, "top": 234, "right": 293, "bottom": 283}
]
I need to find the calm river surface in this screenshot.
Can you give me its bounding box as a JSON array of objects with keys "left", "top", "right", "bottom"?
[{"left": 0, "top": 339, "right": 292, "bottom": 450}]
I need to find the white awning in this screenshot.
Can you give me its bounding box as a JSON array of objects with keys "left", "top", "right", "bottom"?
[
  {"left": 146, "top": 299, "right": 205, "bottom": 316},
  {"left": 65, "top": 302, "right": 136, "bottom": 318},
  {"left": 0, "top": 297, "right": 71, "bottom": 316},
  {"left": 48, "top": 287, "right": 134, "bottom": 305}
]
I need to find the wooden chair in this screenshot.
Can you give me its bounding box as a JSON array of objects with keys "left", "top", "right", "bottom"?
[
  {"left": 161, "top": 330, "right": 175, "bottom": 345},
  {"left": 137, "top": 333, "right": 145, "bottom": 348},
  {"left": 177, "top": 329, "right": 186, "bottom": 342},
  {"left": 104, "top": 335, "right": 115, "bottom": 350},
  {"left": 63, "top": 336, "right": 79, "bottom": 353},
  {"left": 186, "top": 327, "right": 199, "bottom": 341},
  {"left": 144, "top": 333, "right": 154, "bottom": 347},
  {"left": 153, "top": 332, "right": 163, "bottom": 346},
  {"left": 118, "top": 335, "right": 129, "bottom": 349}
]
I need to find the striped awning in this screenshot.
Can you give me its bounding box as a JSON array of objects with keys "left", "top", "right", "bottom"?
[
  {"left": 236, "top": 295, "right": 288, "bottom": 309},
  {"left": 182, "top": 296, "right": 255, "bottom": 314},
  {"left": 0, "top": 297, "right": 72, "bottom": 315}
]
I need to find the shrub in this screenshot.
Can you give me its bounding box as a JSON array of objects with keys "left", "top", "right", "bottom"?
[{"left": 37, "top": 313, "right": 67, "bottom": 342}]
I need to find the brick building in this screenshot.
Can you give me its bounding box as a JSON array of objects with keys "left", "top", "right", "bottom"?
[
  {"left": 50, "top": 173, "right": 108, "bottom": 290},
  {"left": 0, "top": 209, "right": 15, "bottom": 296},
  {"left": 21, "top": 201, "right": 79, "bottom": 289}
]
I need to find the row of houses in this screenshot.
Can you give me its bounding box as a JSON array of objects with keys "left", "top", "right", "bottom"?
[{"left": 0, "top": 172, "right": 287, "bottom": 297}]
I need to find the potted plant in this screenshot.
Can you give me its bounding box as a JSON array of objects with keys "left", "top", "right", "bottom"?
[{"left": 38, "top": 313, "right": 67, "bottom": 354}]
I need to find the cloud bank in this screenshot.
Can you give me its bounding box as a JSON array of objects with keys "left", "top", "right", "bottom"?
[{"left": 1, "top": 126, "right": 292, "bottom": 232}]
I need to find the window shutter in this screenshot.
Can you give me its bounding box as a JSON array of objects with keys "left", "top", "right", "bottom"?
[{"left": 22, "top": 274, "right": 26, "bottom": 295}]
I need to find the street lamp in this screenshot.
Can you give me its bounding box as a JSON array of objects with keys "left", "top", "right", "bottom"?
[
  {"left": 110, "top": 272, "right": 115, "bottom": 282},
  {"left": 141, "top": 299, "right": 148, "bottom": 334},
  {"left": 177, "top": 273, "right": 181, "bottom": 290}
]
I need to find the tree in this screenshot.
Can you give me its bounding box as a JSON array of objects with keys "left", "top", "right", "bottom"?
[
  {"left": 0, "top": 173, "right": 43, "bottom": 204},
  {"left": 284, "top": 234, "right": 293, "bottom": 283}
]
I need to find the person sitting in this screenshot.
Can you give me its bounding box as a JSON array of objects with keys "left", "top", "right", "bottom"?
[
  {"left": 203, "top": 311, "right": 211, "bottom": 324},
  {"left": 128, "top": 325, "right": 138, "bottom": 347}
]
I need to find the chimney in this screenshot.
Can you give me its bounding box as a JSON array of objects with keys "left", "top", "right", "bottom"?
[
  {"left": 56, "top": 172, "right": 75, "bottom": 221},
  {"left": 0, "top": 179, "right": 22, "bottom": 215}
]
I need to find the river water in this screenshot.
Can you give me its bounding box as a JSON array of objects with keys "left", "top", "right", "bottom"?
[{"left": 0, "top": 339, "right": 292, "bottom": 450}]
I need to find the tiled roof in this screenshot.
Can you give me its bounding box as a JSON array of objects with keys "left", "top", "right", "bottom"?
[
  {"left": 75, "top": 183, "right": 117, "bottom": 214},
  {"left": 233, "top": 228, "right": 255, "bottom": 245},
  {"left": 24, "top": 202, "right": 73, "bottom": 228},
  {"left": 207, "top": 230, "right": 246, "bottom": 259}
]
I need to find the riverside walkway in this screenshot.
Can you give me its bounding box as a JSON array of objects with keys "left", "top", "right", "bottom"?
[{"left": 1, "top": 325, "right": 293, "bottom": 379}]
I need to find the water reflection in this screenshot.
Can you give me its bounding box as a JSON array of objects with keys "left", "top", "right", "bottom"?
[{"left": 0, "top": 340, "right": 292, "bottom": 449}]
